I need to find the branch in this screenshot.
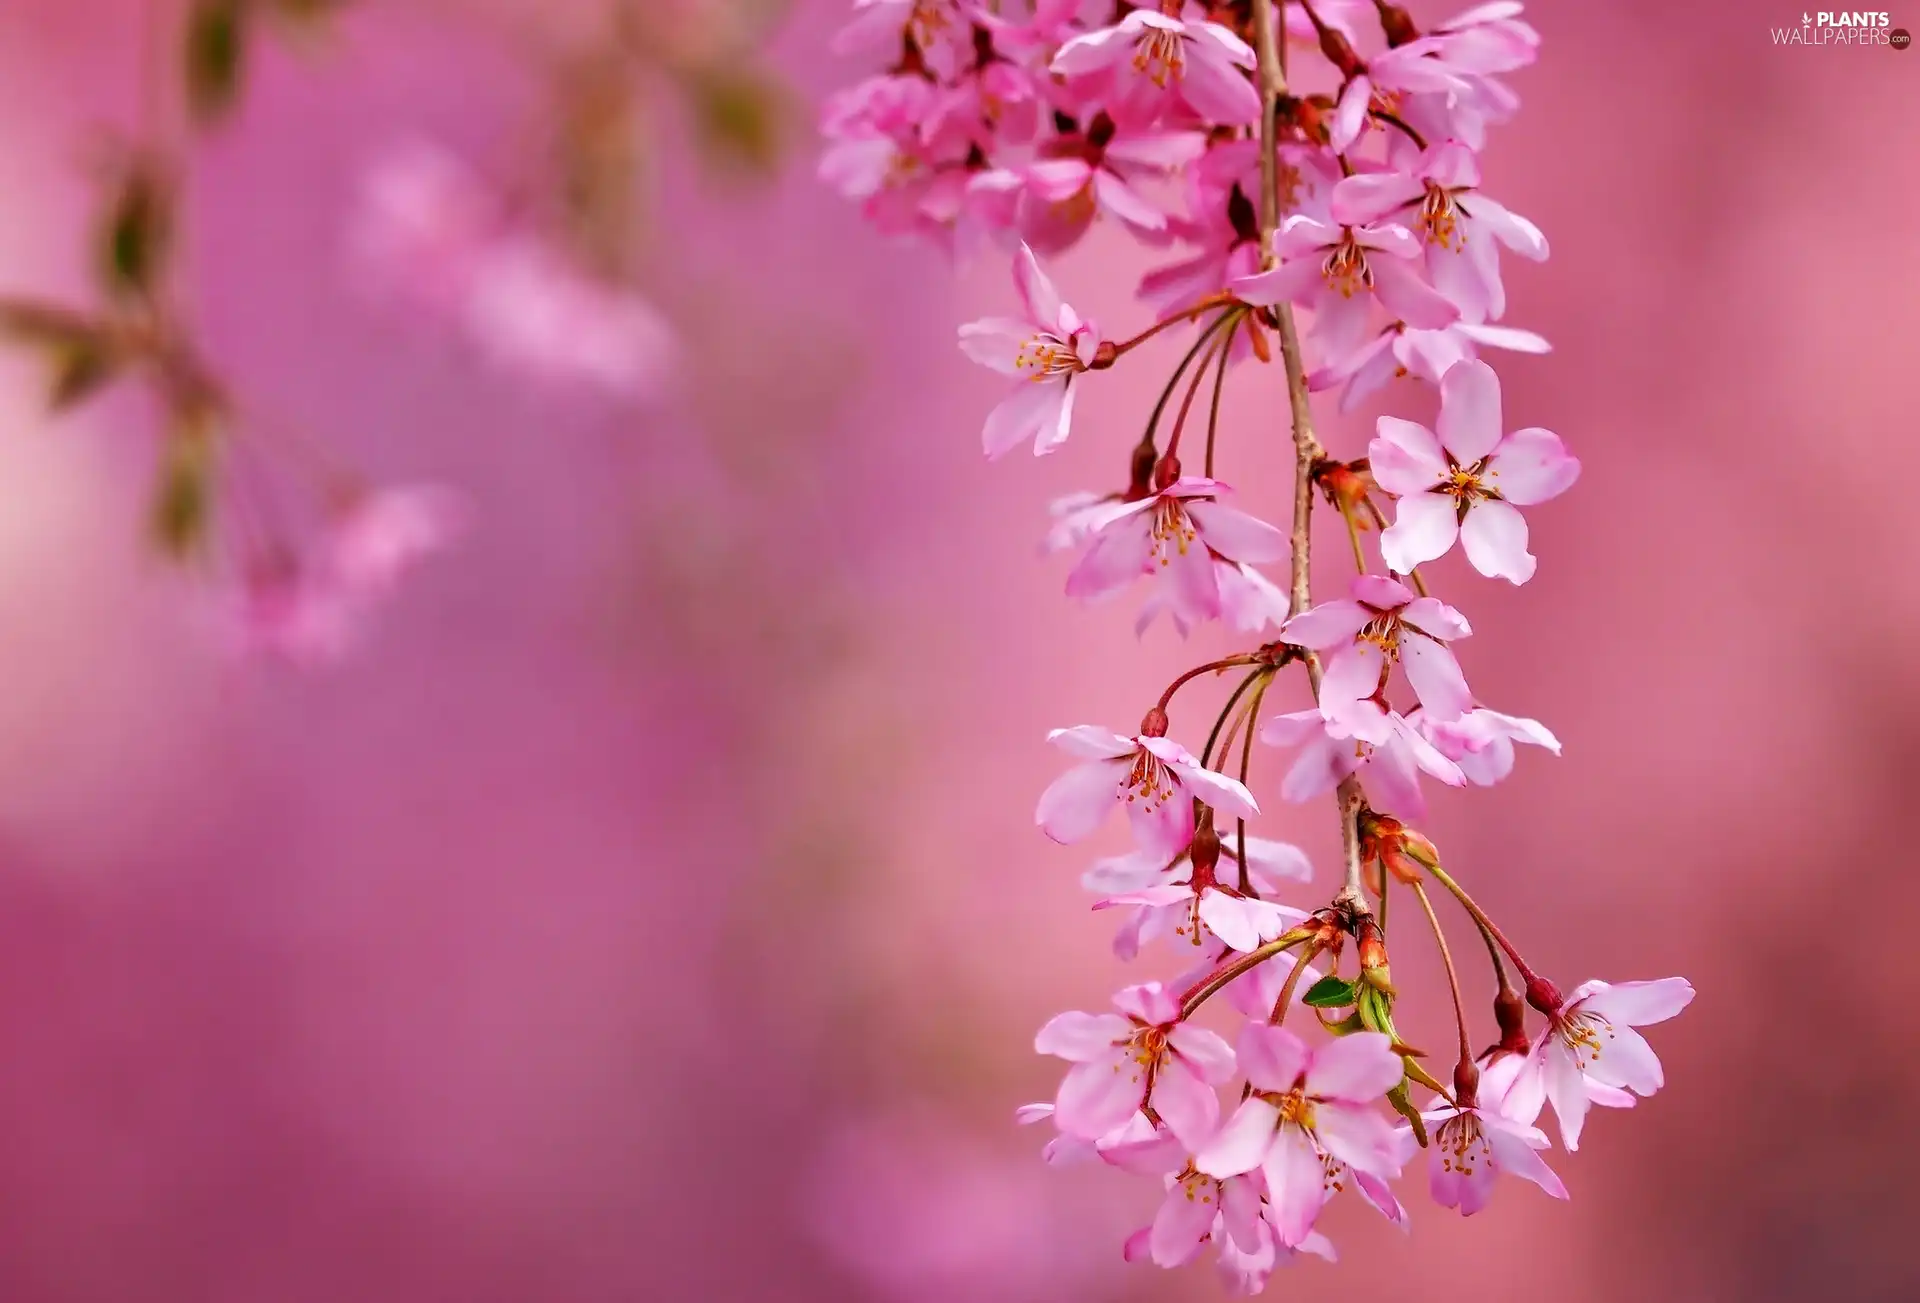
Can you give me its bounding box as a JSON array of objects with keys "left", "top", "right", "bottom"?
[{"left": 1252, "top": 0, "right": 1367, "bottom": 915}]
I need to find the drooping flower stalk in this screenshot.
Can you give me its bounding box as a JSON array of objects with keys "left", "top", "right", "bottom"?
[{"left": 823, "top": 0, "right": 1693, "bottom": 1288}]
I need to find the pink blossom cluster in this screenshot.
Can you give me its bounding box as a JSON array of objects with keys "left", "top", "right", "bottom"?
[
  {"left": 352, "top": 140, "right": 678, "bottom": 402},
  {"left": 825, "top": 0, "right": 1693, "bottom": 1290}
]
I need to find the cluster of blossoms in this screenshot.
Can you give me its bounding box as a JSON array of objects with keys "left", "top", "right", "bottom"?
[{"left": 825, "top": 0, "right": 1692, "bottom": 1291}]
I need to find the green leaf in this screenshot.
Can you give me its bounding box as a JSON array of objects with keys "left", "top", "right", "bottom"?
[
  {"left": 185, "top": 0, "right": 250, "bottom": 127},
  {"left": 687, "top": 68, "right": 789, "bottom": 176},
  {"left": 1302, "top": 975, "right": 1358, "bottom": 1008},
  {"left": 0, "top": 299, "right": 128, "bottom": 411},
  {"left": 97, "top": 159, "right": 174, "bottom": 300}
]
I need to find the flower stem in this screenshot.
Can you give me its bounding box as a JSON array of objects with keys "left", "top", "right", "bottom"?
[
  {"left": 1200, "top": 667, "right": 1269, "bottom": 770},
  {"left": 1251, "top": 0, "right": 1367, "bottom": 920},
  {"left": 1425, "top": 860, "right": 1546, "bottom": 989},
  {"left": 1157, "top": 655, "right": 1262, "bottom": 715},
  {"left": 1202, "top": 314, "right": 1240, "bottom": 479},
  {"left": 1269, "top": 942, "right": 1322, "bottom": 1025},
  {"left": 1110, "top": 293, "right": 1234, "bottom": 358},
  {"left": 1410, "top": 880, "right": 1474, "bottom": 1071},
  {"left": 1179, "top": 927, "right": 1315, "bottom": 1020}
]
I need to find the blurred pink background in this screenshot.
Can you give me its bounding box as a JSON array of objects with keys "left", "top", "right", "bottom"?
[{"left": 0, "top": 1, "right": 1915, "bottom": 1299}]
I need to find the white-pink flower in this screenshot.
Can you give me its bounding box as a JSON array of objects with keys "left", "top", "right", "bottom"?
[
  {"left": 1065, "top": 477, "right": 1289, "bottom": 627},
  {"left": 1502, "top": 978, "right": 1695, "bottom": 1151},
  {"left": 1137, "top": 1168, "right": 1266, "bottom": 1269},
  {"left": 1372, "top": 360, "right": 1579, "bottom": 583},
  {"left": 1282, "top": 575, "right": 1476, "bottom": 738},
  {"left": 1037, "top": 724, "right": 1260, "bottom": 857},
  {"left": 1262, "top": 707, "right": 1465, "bottom": 819},
  {"left": 1418, "top": 706, "right": 1561, "bottom": 785},
  {"left": 1333, "top": 143, "right": 1548, "bottom": 324},
  {"left": 1418, "top": 1098, "right": 1566, "bottom": 1216},
  {"left": 1035, "top": 981, "right": 1236, "bottom": 1148},
  {"left": 1051, "top": 11, "right": 1261, "bottom": 126},
  {"left": 1194, "top": 1026, "right": 1407, "bottom": 1247},
  {"left": 959, "top": 244, "right": 1104, "bottom": 458},
  {"left": 1087, "top": 834, "right": 1310, "bottom": 957},
  {"left": 1232, "top": 215, "right": 1459, "bottom": 362},
  {"left": 325, "top": 484, "right": 466, "bottom": 597}
]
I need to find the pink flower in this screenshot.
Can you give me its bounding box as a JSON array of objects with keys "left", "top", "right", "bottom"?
[
  {"left": 1099, "top": 884, "right": 1307, "bottom": 956},
  {"left": 831, "top": 0, "right": 972, "bottom": 80},
  {"left": 1035, "top": 981, "right": 1237, "bottom": 1147},
  {"left": 1418, "top": 706, "right": 1561, "bottom": 785},
  {"left": 1282, "top": 575, "right": 1476, "bottom": 738},
  {"left": 1327, "top": 40, "right": 1471, "bottom": 153},
  {"left": 325, "top": 484, "right": 466, "bottom": 597},
  {"left": 220, "top": 559, "right": 357, "bottom": 667},
  {"left": 1036, "top": 724, "right": 1260, "bottom": 857},
  {"left": 1332, "top": 142, "right": 1548, "bottom": 324},
  {"left": 1003, "top": 126, "right": 1211, "bottom": 255},
  {"left": 1137, "top": 1168, "right": 1266, "bottom": 1269},
  {"left": 350, "top": 140, "right": 498, "bottom": 311},
  {"left": 1194, "top": 1026, "right": 1406, "bottom": 1247},
  {"left": 1371, "top": 359, "right": 1580, "bottom": 583},
  {"left": 1262, "top": 707, "right": 1465, "bottom": 819},
  {"left": 1503, "top": 978, "right": 1696, "bottom": 1150},
  {"left": 1418, "top": 1098, "right": 1566, "bottom": 1216},
  {"left": 1086, "top": 834, "right": 1310, "bottom": 957},
  {"left": 1064, "top": 477, "right": 1290, "bottom": 627},
  {"left": 1232, "top": 215, "right": 1459, "bottom": 363},
  {"left": 1051, "top": 11, "right": 1261, "bottom": 127},
  {"left": 1310, "top": 318, "right": 1550, "bottom": 413},
  {"left": 959, "top": 244, "right": 1104, "bottom": 458},
  {"left": 1209, "top": 1216, "right": 1336, "bottom": 1295},
  {"left": 462, "top": 238, "right": 678, "bottom": 399}
]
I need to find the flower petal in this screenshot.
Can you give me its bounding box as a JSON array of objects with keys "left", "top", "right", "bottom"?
[
  {"left": 1486, "top": 427, "right": 1580, "bottom": 505},
  {"left": 1436, "top": 359, "right": 1503, "bottom": 463},
  {"left": 1034, "top": 1010, "right": 1130, "bottom": 1060},
  {"left": 1238, "top": 1023, "right": 1312, "bottom": 1092},
  {"left": 1582, "top": 977, "right": 1696, "bottom": 1027},
  {"left": 1055, "top": 1052, "right": 1146, "bottom": 1138},
  {"left": 1035, "top": 759, "right": 1121, "bottom": 843},
  {"left": 1195, "top": 1098, "right": 1280, "bottom": 1179},
  {"left": 1460, "top": 498, "right": 1535, "bottom": 584},
  {"left": 1380, "top": 492, "right": 1460, "bottom": 573},
  {"left": 1305, "top": 1031, "right": 1404, "bottom": 1102}
]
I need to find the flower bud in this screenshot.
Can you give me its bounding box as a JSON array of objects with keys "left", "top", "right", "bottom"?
[
  {"left": 1151, "top": 454, "right": 1181, "bottom": 491},
  {"left": 1453, "top": 1056, "right": 1481, "bottom": 1108},
  {"left": 1524, "top": 975, "right": 1564, "bottom": 1017},
  {"left": 1374, "top": 1, "right": 1422, "bottom": 47},
  {"left": 1188, "top": 812, "right": 1221, "bottom": 890},
  {"left": 1356, "top": 918, "right": 1393, "bottom": 993},
  {"left": 1493, "top": 987, "right": 1530, "bottom": 1055},
  {"left": 1138, "top": 705, "right": 1170, "bottom": 738},
  {"left": 1315, "top": 459, "right": 1376, "bottom": 524}
]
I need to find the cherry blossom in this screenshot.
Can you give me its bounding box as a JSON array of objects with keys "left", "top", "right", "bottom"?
[
  {"left": 1035, "top": 981, "right": 1236, "bottom": 1147},
  {"left": 1063, "top": 477, "right": 1289, "bottom": 627},
  {"left": 1332, "top": 142, "right": 1549, "bottom": 323},
  {"left": 1232, "top": 215, "right": 1459, "bottom": 361},
  {"left": 326, "top": 485, "right": 466, "bottom": 597},
  {"left": 1051, "top": 11, "right": 1261, "bottom": 127},
  {"left": 959, "top": 244, "right": 1104, "bottom": 458},
  {"left": 1503, "top": 978, "right": 1696, "bottom": 1150},
  {"left": 1036, "top": 723, "right": 1259, "bottom": 857},
  {"left": 1262, "top": 707, "right": 1464, "bottom": 819},
  {"left": 1282, "top": 575, "right": 1475, "bottom": 738},
  {"left": 1418, "top": 1097, "right": 1566, "bottom": 1215},
  {"left": 1418, "top": 707, "right": 1561, "bottom": 785},
  {"left": 1195, "top": 1026, "right": 1407, "bottom": 1247},
  {"left": 1371, "top": 359, "right": 1579, "bottom": 583}
]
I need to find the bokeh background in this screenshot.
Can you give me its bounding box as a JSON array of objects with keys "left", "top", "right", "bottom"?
[{"left": 0, "top": 1, "right": 1915, "bottom": 1299}]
